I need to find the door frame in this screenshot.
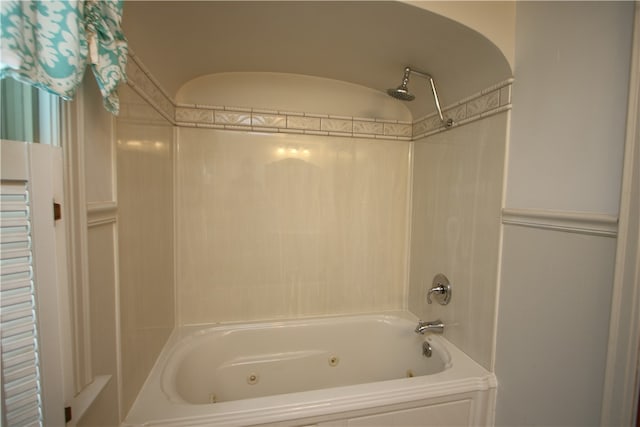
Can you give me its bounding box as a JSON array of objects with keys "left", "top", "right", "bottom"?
[{"left": 601, "top": 3, "right": 640, "bottom": 425}]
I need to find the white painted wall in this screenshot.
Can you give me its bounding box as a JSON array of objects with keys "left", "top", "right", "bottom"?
[
  {"left": 406, "top": 1, "right": 515, "bottom": 71},
  {"left": 496, "top": 226, "right": 617, "bottom": 425},
  {"left": 504, "top": 1, "right": 633, "bottom": 215},
  {"left": 494, "top": 2, "right": 635, "bottom": 425}
]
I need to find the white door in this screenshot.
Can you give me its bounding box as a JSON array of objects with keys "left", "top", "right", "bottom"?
[{"left": 1, "top": 139, "right": 68, "bottom": 426}]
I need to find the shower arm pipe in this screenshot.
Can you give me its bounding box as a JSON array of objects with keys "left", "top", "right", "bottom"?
[{"left": 407, "top": 68, "right": 447, "bottom": 124}]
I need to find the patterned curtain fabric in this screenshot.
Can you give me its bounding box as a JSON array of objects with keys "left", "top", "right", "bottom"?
[{"left": 0, "top": 0, "right": 128, "bottom": 114}]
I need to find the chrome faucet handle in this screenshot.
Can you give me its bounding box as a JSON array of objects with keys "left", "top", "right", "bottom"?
[
  {"left": 427, "top": 286, "right": 445, "bottom": 304},
  {"left": 427, "top": 274, "right": 452, "bottom": 305}
]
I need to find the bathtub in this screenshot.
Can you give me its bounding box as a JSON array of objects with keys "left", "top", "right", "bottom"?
[{"left": 123, "top": 312, "right": 497, "bottom": 426}]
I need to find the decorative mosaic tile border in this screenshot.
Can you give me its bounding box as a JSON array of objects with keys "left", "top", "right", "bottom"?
[
  {"left": 412, "top": 79, "right": 514, "bottom": 140},
  {"left": 174, "top": 104, "right": 413, "bottom": 140},
  {"left": 125, "top": 53, "right": 512, "bottom": 141},
  {"left": 119, "top": 101, "right": 166, "bottom": 124},
  {"left": 125, "top": 51, "right": 176, "bottom": 124}
]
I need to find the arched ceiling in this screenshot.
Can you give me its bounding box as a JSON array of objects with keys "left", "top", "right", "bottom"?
[{"left": 122, "top": 1, "right": 512, "bottom": 118}]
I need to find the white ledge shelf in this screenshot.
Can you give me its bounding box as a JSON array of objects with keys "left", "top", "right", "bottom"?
[{"left": 67, "top": 375, "right": 111, "bottom": 425}]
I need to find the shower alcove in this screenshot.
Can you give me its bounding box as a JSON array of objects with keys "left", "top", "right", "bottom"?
[{"left": 73, "top": 2, "right": 514, "bottom": 425}]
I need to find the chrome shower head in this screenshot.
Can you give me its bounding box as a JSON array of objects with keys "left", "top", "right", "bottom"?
[
  {"left": 387, "top": 86, "right": 415, "bottom": 101},
  {"left": 386, "top": 66, "right": 453, "bottom": 128},
  {"left": 387, "top": 67, "right": 415, "bottom": 101}
]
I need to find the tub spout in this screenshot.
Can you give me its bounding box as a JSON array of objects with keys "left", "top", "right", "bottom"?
[{"left": 415, "top": 319, "right": 444, "bottom": 335}]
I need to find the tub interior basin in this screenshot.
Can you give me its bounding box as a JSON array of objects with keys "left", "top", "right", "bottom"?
[{"left": 161, "top": 315, "right": 450, "bottom": 404}]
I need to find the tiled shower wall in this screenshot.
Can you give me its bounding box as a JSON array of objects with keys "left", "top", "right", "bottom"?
[
  {"left": 409, "top": 112, "right": 509, "bottom": 369},
  {"left": 176, "top": 129, "right": 410, "bottom": 324},
  {"left": 116, "top": 85, "right": 174, "bottom": 414}
]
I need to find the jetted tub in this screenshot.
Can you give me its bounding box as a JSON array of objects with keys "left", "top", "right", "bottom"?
[{"left": 124, "top": 312, "right": 497, "bottom": 426}]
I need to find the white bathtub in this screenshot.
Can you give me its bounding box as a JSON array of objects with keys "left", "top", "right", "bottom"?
[{"left": 124, "top": 312, "right": 497, "bottom": 426}]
